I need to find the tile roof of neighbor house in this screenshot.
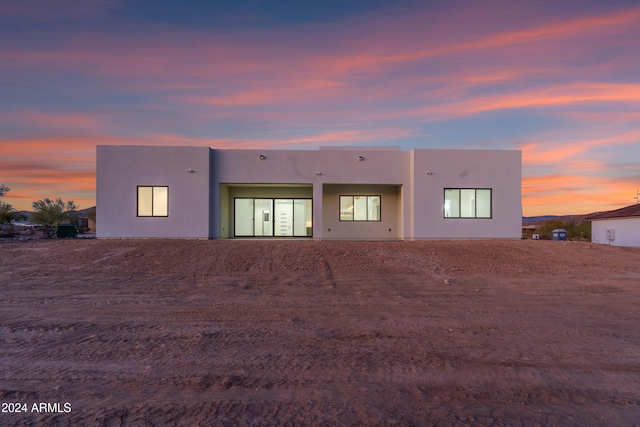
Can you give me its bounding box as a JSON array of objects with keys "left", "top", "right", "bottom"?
[{"left": 586, "top": 204, "right": 640, "bottom": 220}]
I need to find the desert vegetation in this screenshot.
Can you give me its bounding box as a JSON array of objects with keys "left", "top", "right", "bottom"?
[{"left": 0, "top": 184, "right": 82, "bottom": 238}]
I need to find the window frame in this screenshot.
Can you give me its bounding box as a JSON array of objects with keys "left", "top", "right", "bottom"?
[
  {"left": 339, "top": 195, "right": 382, "bottom": 222},
  {"left": 137, "top": 186, "right": 169, "bottom": 217},
  {"left": 443, "top": 188, "right": 492, "bottom": 219}
]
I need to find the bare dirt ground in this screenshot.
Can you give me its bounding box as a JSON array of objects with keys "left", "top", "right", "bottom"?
[{"left": 1, "top": 239, "right": 639, "bottom": 426}]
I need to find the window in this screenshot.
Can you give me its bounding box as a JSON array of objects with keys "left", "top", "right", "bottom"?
[
  {"left": 444, "top": 188, "right": 491, "bottom": 218},
  {"left": 137, "top": 186, "right": 168, "bottom": 217},
  {"left": 339, "top": 195, "right": 381, "bottom": 221}
]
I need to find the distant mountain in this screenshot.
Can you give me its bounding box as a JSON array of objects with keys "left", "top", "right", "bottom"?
[
  {"left": 522, "top": 215, "right": 559, "bottom": 224},
  {"left": 16, "top": 206, "right": 95, "bottom": 221},
  {"left": 522, "top": 214, "right": 590, "bottom": 226}
]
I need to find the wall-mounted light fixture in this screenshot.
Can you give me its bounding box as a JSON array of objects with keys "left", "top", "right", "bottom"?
[
  {"left": 316, "top": 171, "right": 322, "bottom": 176},
  {"left": 426, "top": 170, "right": 433, "bottom": 175},
  {"left": 259, "top": 154, "right": 266, "bottom": 160},
  {"left": 358, "top": 155, "right": 365, "bottom": 161},
  {"left": 187, "top": 169, "right": 195, "bottom": 173}
]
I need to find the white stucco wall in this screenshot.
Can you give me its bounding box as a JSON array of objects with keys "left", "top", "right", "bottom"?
[
  {"left": 97, "top": 145, "right": 211, "bottom": 238},
  {"left": 591, "top": 217, "right": 640, "bottom": 247},
  {"left": 322, "top": 184, "right": 401, "bottom": 240},
  {"left": 222, "top": 185, "right": 313, "bottom": 238},
  {"left": 410, "top": 149, "right": 522, "bottom": 239},
  {"left": 97, "top": 145, "right": 522, "bottom": 240},
  {"left": 210, "top": 148, "right": 409, "bottom": 239}
]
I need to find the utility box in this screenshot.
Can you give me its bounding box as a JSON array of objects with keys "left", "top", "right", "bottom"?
[
  {"left": 552, "top": 229, "right": 567, "bottom": 241},
  {"left": 606, "top": 229, "right": 615, "bottom": 242},
  {"left": 56, "top": 224, "right": 78, "bottom": 238}
]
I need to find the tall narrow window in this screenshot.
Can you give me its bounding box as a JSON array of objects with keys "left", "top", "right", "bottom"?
[
  {"left": 476, "top": 189, "right": 491, "bottom": 218},
  {"left": 444, "top": 188, "right": 491, "bottom": 219},
  {"left": 368, "top": 196, "right": 381, "bottom": 221},
  {"left": 444, "top": 189, "right": 460, "bottom": 218},
  {"left": 137, "top": 186, "right": 168, "bottom": 217},
  {"left": 339, "top": 195, "right": 381, "bottom": 221},
  {"left": 353, "top": 196, "right": 367, "bottom": 221},
  {"left": 460, "top": 189, "right": 476, "bottom": 218}
]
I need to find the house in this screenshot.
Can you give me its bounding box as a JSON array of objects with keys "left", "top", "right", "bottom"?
[
  {"left": 586, "top": 204, "right": 640, "bottom": 247},
  {"left": 96, "top": 145, "right": 522, "bottom": 240}
]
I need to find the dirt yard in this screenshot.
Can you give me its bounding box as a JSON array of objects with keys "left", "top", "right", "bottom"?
[{"left": 1, "top": 238, "right": 639, "bottom": 426}]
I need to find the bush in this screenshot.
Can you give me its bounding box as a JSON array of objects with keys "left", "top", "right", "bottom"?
[{"left": 31, "top": 198, "right": 78, "bottom": 239}]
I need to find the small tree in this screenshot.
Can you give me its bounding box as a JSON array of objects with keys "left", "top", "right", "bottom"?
[
  {"left": 0, "top": 201, "right": 20, "bottom": 225},
  {"left": 31, "top": 198, "right": 78, "bottom": 238},
  {"left": 0, "top": 186, "right": 25, "bottom": 237}
]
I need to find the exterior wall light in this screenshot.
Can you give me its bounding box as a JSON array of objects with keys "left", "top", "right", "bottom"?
[
  {"left": 259, "top": 154, "right": 266, "bottom": 160},
  {"left": 358, "top": 155, "right": 365, "bottom": 161},
  {"left": 426, "top": 170, "right": 433, "bottom": 175},
  {"left": 316, "top": 171, "right": 322, "bottom": 176},
  {"left": 187, "top": 169, "right": 195, "bottom": 173}
]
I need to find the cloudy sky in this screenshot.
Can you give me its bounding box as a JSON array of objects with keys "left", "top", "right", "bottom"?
[{"left": 2, "top": 0, "right": 639, "bottom": 215}]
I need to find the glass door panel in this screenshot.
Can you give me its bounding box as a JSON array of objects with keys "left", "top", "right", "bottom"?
[
  {"left": 254, "top": 199, "right": 273, "bottom": 236},
  {"left": 274, "top": 199, "right": 293, "bottom": 236},
  {"left": 234, "top": 198, "right": 254, "bottom": 236},
  {"left": 294, "top": 199, "right": 312, "bottom": 237}
]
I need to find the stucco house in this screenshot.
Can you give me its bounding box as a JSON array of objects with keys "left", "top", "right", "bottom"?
[
  {"left": 96, "top": 145, "right": 522, "bottom": 240},
  {"left": 586, "top": 204, "right": 640, "bottom": 247}
]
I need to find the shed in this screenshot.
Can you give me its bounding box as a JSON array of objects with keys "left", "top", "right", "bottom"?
[{"left": 552, "top": 229, "right": 566, "bottom": 241}]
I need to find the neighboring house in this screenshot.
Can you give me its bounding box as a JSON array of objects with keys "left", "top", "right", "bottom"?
[
  {"left": 96, "top": 145, "right": 522, "bottom": 240},
  {"left": 73, "top": 215, "right": 89, "bottom": 232},
  {"left": 71, "top": 208, "right": 96, "bottom": 233},
  {"left": 586, "top": 204, "right": 640, "bottom": 247}
]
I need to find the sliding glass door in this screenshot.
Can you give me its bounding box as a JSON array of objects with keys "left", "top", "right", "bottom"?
[{"left": 234, "top": 198, "right": 312, "bottom": 237}]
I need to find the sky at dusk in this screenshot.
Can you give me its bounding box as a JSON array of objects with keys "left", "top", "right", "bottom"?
[{"left": 2, "top": 0, "right": 639, "bottom": 216}]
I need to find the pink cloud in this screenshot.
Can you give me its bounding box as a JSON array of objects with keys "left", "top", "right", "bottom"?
[
  {"left": 405, "top": 83, "right": 640, "bottom": 122},
  {"left": 1, "top": 125, "right": 416, "bottom": 210},
  {"left": 520, "top": 126, "right": 640, "bottom": 168},
  {"left": 1, "top": 111, "right": 110, "bottom": 131},
  {"left": 3, "top": 1, "right": 637, "bottom": 126},
  {"left": 3, "top": 1, "right": 640, "bottom": 217},
  {"left": 0, "top": 160, "right": 95, "bottom": 210},
  {"left": 522, "top": 172, "right": 639, "bottom": 216},
  {"left": 3, "top": 4, "right": 633, "bottom": 89},
  {"left": 150, "top": 127, "right": 417, "bottom": 149}
]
